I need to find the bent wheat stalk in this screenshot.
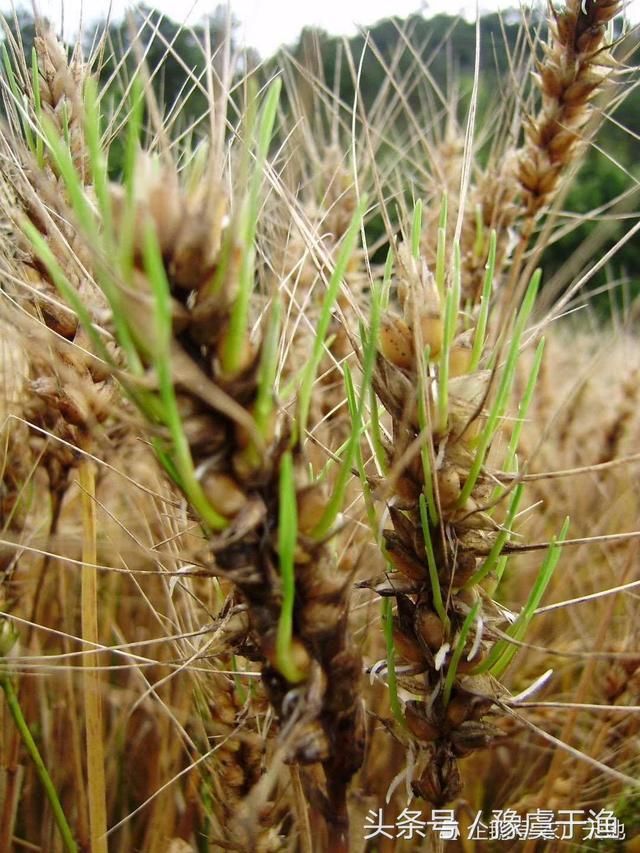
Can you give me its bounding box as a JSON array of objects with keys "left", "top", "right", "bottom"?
[
  {"left": 354, "top": 204, "right": 569, "bottom": 829},
  {"left": 19, "top": 65, "right": 367, "bottom": 848}
]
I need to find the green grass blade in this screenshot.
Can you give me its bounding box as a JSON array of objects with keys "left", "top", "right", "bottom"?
[
  {"left": 411, "top": 199, "right": 422, "bottom": 259},
  {"left": 30, "top": 47, "right": 44, "bottom": 166},
  {"left": 222, "top": 78, "right": 281, "bottom": 375},
  {"left": 458, "top": 269, "right": 541, "bottom": 507},
  {"left": 254, "top": 297, "right": 282, "bottom": 438},
  {"left": 416, "top": 366, "right": 438, "bottom": 525},
  {"left": 312, "top": 259, "right": 379, "bottom": 538},
  {"left": 383, "top": 598, "right": 405, "bottom": 727},
  {"left": 469, "top": 230, "right": 496, "bottom": 372},
  {"left": 437, "top": 242, "right": 461, "bottom": 433},
  {"left": 465, "top": 483, "right": 524, "bottom": 587},
  {"left": 142, "top": 224, "right": 227, "bottom": 531},
  {"left": 418, "top": 493, "right": 449, "bottom": 633},
  {"left": 276, "top": 450, "right": 305, "bottom": 683},
  {"left": 296, "top": 194, "right": 367, "bottom": 445},
  {"left": 83, "top": 78, "right": 111, "bottom": 235},
  {"left": 0, "top": 676, "right": 78, "bottom": 852},
  {"left": 501, "top": 337, "right": 545, "bottom": 476},
  {"left": 20, "top": 220, "right": 109, "bottom": 361},
  {"left": 475, "top": 516, "right": 570, "bottom": 677},
  {"left": 435, "top": 193, "right": 448, "bottom": 298},
  {"left": 442, "top": 599, "right": 480, "bottom": 706},
  {"left": 381, "top": 245, "right": 394, "bottom": 310}
]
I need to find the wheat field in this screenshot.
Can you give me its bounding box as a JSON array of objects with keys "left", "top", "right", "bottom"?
[{"left": 0, "top": 3, "right": 639, "bottom": 851}]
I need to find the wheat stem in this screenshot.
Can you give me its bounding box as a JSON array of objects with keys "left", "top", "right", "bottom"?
[{"left": 79, "top": 461, "right": 108, "bottom": 853}]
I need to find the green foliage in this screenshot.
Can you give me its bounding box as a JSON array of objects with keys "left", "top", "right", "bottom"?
[
  {"left": 276, "top": 450, "right": 305, "bottom": 684},
  {"left": 3, "top": 6, "right": 637, "bottom": 308},
  {"left": 276, "top": 12, "right": 640, "bottom": 312}
]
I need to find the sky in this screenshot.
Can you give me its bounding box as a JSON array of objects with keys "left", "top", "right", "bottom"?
[{"left": 7, "top": 0, "right": 640, "bottom": 57}]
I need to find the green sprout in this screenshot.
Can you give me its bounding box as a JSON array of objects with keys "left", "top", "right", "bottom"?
[
  {"left": 383, "top": 598, "right": 405, "bottom": 727},
  {"left": 457, "top": 268, "right": 541, "bottom": 507},
  {"left": 1, "top": 619, "right": 77, "bottom": 853},
  {"left": 296, "top": 193, "right": 368, "bottom": 446},
  {"left": 442, "top": 599, "right": 481, "bottom": 706},
  {"left": 411, "top": 198, "right": 423, "bottom": 259},
  {"left": 276, "top": 450, "right": 305, "bottom": 683},
  {"left": 435, "top": 192, "right": 448, "bottom": 299},
  {"left": 222, "top": 77, "right": 281, "bottom": 375},
  {"left": 474, "top": 517, "right": 570, "bottom": 677},
  {"left": 311, "top": 260, "right": 380, "bottom": 539},
  {"left": 419, "top": 493, "right": 450, "bottom": 634},
  {"left": 437, "top": 242, "right": 461, "bottom": 433},
  {"left": 469, "top": 230, "right": 496, "bottom": 373}
]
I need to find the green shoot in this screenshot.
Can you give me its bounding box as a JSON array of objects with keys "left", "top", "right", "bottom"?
[
  {"left": 469, "top": 230, "right": 496, "bottom": 372},
  {"left": 122, "top": 77, "right": 145, "bottom": 196},
  {"left": 254, "top": 297, "right": 282, "bottom": 438},
  {"left": 315, "top": 434, "right": 351, "bottom": 483},
  {"left": 442, "top": 599, "right": 481, "bottom": 706},
  {"left": 2, "top": 45, "right": 36, "bottom": 156},
  {"left": 344, "top": 364, "right": 378, "bottom": 535},
  {"left": 40, "top": 115, "right": 96, "bottom": 239},
  {"left": 296, "top": 194, "right": 367, "bottom": 445},
  {"left": 231, "top": 655, "right": 248, "bottom": 705},
  {"left": 21, "top": 221, "right": 166, "bottom": 425},
  {"left": 2, "top": 46, "right": 26, "bottom": 139},
  {"left": 208, "top": 223, "right": 235, "bottom": 299},
  {"left": 416, "top": 367, "right": 438, "bottom": 525},
  {"left": 369, "top": 388, "right": 388, "bottom": 474},
  {"left": 435, "top": 193, "right": 448, "bottom": 298},
  {"left": 142, "top": 224, "right": 227, "bottom": 531},
  {"left": 39, "top": 110, "right": 146, "bottom": 374},
  {"left": 418, "top": 493, "right": 450, "bottom": 634},
  {"left": 222, "top": 77, "right": 281, "bottom": 375},
  {"left": 500, "top": 337, "right": 545, "bottom": 476},
  {"left": 83, "top": 78, "right": 111, "bottom": 235},
  {"left": 437, "top": 243, "right": 461, "bottom": 433},
  {"left": 411, "top": 199, "right": 423, "bottom": 259},
  {"left": 383, "top": 598, "right": 405, "bottom": 727},
  {"left": 59, "top": 98, "right": 71, "bottom": 149},
  {"left": 494, "top": 553, "right": 509, "bottom": 587},
  {"left": 0, "top": 674, "right": 78, "bottom": 852},
  {"left": 465, "top": 482, "right": 524, "bottom": 587},
  {"left": 457, "top": 269, "right": 541, "bottom": 507},
  {"left": 475, "top": 517, "right": 570, "bottom": 677},
  {"left": 152, "top": 440, "right": 183, "bottom": 485},
  {"left": 20, "top": 220, "right": 109, "bottom": 362},
  {"left": 1, "top": 44, "right": 18, "bottom": 100},
  {"left": 30, "top": 48, "right": 44, "bottom": 167},
  {"left": 119, "top": 76, "right": 145, "bottom": 276},
  {"left": 276, "top": 450, "right": 305, "bottom": 683},
  {"left": 311, "top": 258, "right": 379, "bottom": 538}
]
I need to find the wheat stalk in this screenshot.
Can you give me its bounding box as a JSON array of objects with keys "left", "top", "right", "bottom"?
[
  {"left": 14, "top": 59, "right": 372, "bottom": 846},
  {"left": 1, "top": 8, "right": 638, "bottom": 850}
]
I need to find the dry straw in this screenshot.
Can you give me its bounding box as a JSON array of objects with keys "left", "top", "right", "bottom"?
[{"left": 0, "top": 4, "right": 638, "bottom": 852}]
